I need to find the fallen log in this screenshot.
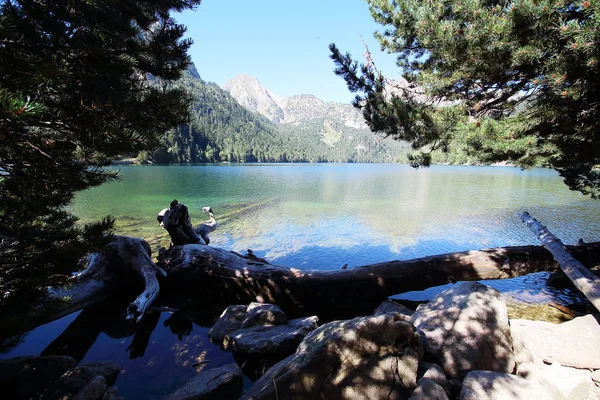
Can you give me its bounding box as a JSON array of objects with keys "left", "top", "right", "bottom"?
[
  {"left": 521, "top": 211, "right": 600, "bottom": 313},
  {"left": 17, "top": 236, "right": 162, "bottom": 334},
  {"left": 159, "top": 241, "right": 600, "bottom": 318}
]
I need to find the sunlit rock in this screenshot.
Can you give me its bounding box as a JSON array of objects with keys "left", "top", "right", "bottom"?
[
  {"left": 408, "top": 377, "right": 449, "bottom": 400},
  {"left": 510, "top": 315, "right": 600, "bottom": 369},
  {"left": 417, "top": 362, "right": 451, "bottom": 396},
  {"left": 460, "top": 370, "right": 562, "bottom": 400},
  {"left": 373, "top": 299, "right": 415, "bottom": 318},
  {"left": 241, "top": 313, "right": 421, "bottom": 400},
  {"left": 412, "top": 282, "right": 515, "bottom": 379}
]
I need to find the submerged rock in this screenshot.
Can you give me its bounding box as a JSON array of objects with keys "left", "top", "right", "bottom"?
[
  {"left": 241, "top": 312, "right": 421, "bottom": 400},
  {"left": 460, "top": 370, "right": 562, "bottom": 400},
  {"left": 510, "top": 315, "right": 600, "bottom": 369},
  {"left": 163, "top": 363, "right": 243, "bottom": 400},
  {"left": 412, "top": 282, "right": 515, "bottom": 379}
]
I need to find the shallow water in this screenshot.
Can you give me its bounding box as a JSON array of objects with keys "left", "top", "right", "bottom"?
[
  {"left": 3, "top": 164, "right": 600, "bottom": 398},
  {"left": 71, "top": 163, "right": 600, "bottom": 269}
]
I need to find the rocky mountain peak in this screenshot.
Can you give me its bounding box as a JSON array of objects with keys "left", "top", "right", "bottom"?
[{"left": 222, "top": 75, "right": 367, "bottom": 129}]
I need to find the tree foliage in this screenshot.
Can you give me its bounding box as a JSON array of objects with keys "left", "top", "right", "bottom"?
[
  {"left": 0, "top": 0, "right": 201, "bottom": 301},
  {"left": 330, "top": 0, "right": 600, "bottom": 197},
  {"left": 140, "top": 69, "right": 411, "bottom": 164}
]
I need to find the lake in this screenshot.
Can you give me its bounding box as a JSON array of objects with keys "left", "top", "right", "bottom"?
[
  {"left": 72, "top": 163, "right": 600, "bottom": 268},
  {"left": 3, "top": 163, "right": 600, "bottom": 399}
]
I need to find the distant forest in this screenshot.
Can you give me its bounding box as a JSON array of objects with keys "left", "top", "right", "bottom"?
[{"left": 137, "top": 70, "right": 477, "bottom": 165}]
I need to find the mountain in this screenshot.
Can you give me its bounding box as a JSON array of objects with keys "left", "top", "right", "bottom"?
[
  {"left": 139, "top": 65, "right": 411, "bottom": 164},
  {"left": 223, "top": 75, "right": 366, "bottom": 128}
]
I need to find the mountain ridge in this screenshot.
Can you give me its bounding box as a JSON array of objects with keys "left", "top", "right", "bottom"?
[{"left": 223, "top": 74, "right": 367, "bottom": 129}]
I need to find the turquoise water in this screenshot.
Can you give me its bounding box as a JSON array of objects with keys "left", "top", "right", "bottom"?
[
  {"left": 72, "top": 163, "right": 600, "bottom": 269},
  {"left": 3, "top": 163, "right": 599, "bottom": 399}
]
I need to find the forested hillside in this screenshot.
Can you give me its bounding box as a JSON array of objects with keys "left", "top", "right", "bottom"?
[{"left": 139, "top": 66, "right": 410, "bottom": 163}]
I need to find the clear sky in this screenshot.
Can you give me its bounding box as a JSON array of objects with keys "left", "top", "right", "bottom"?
[{"left": 174, "top": 0, "right": 400, "bottom": 104}]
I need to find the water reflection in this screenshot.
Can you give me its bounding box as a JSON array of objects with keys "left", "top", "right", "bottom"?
[
  {"left": 2, "top": 300, "right": 237, "bottom": 400},
  {"left": 71, "top": 164, "right": 600, "bottom": 271}
]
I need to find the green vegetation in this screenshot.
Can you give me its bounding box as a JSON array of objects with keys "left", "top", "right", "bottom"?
[
  {"left": 0, "top": 0, "right": 201, "bottom": 303},
  {"left": 330, "top": 0, "right": 600, "bottom": 197},
  {"left": 139, "top": 70, "right": 411, "bottom": 164}
]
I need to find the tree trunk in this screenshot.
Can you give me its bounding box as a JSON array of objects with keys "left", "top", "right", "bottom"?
[
  {"left": 14, "top": 239, "right": 600, "bottom": 335},
  {"left": 521, "top": 212, "right": 600, "bottom": 313},
  {"left": 159, "top": 241, "right": 600, "bottom": 317}
]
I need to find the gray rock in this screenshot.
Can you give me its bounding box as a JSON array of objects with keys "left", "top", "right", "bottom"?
[
  {"left": 538, "top": 362, "right": 592, "bottom": 400},
  {"left": 408, "top": 377, "right": 449, "bottom": 400},
  {"left": 163, "top": 363, "right": 243, "bottom": 400},
  {"left": 373, "top": 299, "right": 415, "bottom": 318},
  {"left": 241, "top": 313, "right": 422, "bottom": 400},
  {"left": 101, "top": 386, "right": 120, "bottom": 400},
  {"left": 208, "top": 305, "right": 247, "bottom": 344},
  {"left": 72, "top": 375, "right": 107, "bottom": 400},
  {"left": 45, "top": 361, "right": 121, "bottom": 399},
  {"left": 510, "top": 315, "right": 600, "bottom": 369},
  {"left": 592, "top": 369, "right": 600, "bottom": 384},
  {"left": 225, "top": 316, "right": 318, "bottom": 354},
  {"left": 418, "top": 362, "right": 451, "bottom": 395},
  {"left": 240, "top": 302, "right": 287, "bottom": 328},
  {"left": 0, "top": 355, "right": 77, "bottom": 399},
  {"left": 411, "top": 282, "right": 515, "bottom": 379},
  {"left": 460, "top": 370, "right": 562, "bottom": 400}
]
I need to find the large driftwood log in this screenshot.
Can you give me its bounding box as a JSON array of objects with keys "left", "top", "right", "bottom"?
[
  {"left": 521, "top": 212, "right": 600, "bottom": 313},
  {"left": 25, "top": 236, "right": 163, "bottom": 331},
  {"left": 159, "top": 241, "right": 600, "bottom": 317},
  {"left": 11, "top": 240, "right": 600, "bottom": 336}
]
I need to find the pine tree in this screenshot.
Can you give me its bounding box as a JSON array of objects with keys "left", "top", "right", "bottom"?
[
  {"left": 0, "top": 0, "right": 201, "bottom": 302},
  {"left": 330, "top": 0, "right": 600, "bottom": 197}
]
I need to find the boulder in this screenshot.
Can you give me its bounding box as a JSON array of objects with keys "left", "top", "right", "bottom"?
[
  {"left": 510, "top": 315, "right": 600, "bottom": 369},
  {"left": 373, "top": 300, "right": 415, "bottom": 318},
  {"left": 418, "top": 362, "right": 451, "bottom": 395},
  {"left": 411, "top": 282, "right": 515, "bottom": 379},
  {"left": 208, "top": 305, "right": 247, "bottom": 344},
  {"left": 224, "top": 316, "right": 318, "bottom": 354},
  {"left": 460, "top": 370, "right": 562, "bottom": 400},
  {"left": 44, "top": 361, "right": 121, "bottom": 399},
  {"left": 0, "top": 355, "right": 77, "bottom": 399},
  {"left": 538, "top": 362, "right": 592, "bottom": 400},
  {"left": 163, "top": 363, "right": 243, "bottom": 400},
  {"left": 72, "top": 375, "right": 107, "bottom": 400},
  {"left": 241, "top": 302, "right": 287, "bottom": 328},
  {"left": 241, "top": 313, "right": 422, "bottom": 400},
  {"left": 408, "top": 377, "right": 449, "bottom": 400},
  {"left": 592, "top": 369, "right": 600, "bottom": 384}
]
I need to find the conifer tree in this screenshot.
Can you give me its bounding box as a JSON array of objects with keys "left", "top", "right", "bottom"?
[
  {"left": 331, "top": 0, "right": 600, "bottom": 197},
  {"left": 0, "top": 0, "right": 201, "bottom": 301}
]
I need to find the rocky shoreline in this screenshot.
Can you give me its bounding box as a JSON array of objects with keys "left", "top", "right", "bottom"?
[{"left": 2, "top": 281, "right": 599, "bottom": 399}]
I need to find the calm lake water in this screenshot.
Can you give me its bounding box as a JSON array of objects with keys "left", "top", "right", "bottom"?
[
  {"left": 72, "top": 163, "right": 600, "bottom": 267},
  {"left": 3, "top": 163, "right": 600, "bottom": 399}
]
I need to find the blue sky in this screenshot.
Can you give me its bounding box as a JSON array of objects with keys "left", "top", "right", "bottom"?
[{"left": 174, "top": 0, "right": 400, "bottom": 104}]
